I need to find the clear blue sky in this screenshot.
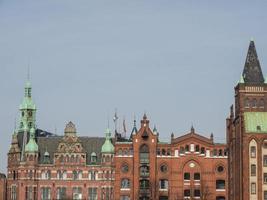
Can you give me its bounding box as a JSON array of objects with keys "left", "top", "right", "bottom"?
[{"left": 0, "top": 0, "right": 267, "bottom": 172}]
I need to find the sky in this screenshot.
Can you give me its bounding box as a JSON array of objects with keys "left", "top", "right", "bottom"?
[{"left": 0, "top": 0, "right": 267, "bottom": 172}]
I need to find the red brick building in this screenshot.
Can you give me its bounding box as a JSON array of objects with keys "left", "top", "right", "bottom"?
[
  {"left": 0, "top": 173, "right": 6, "bottom": 200},
  {"left": 227, "top": 40, "right": 267, "bottom": 200},
  {"left": 114, "top": 115, "right": 227, "bottom": 200}
]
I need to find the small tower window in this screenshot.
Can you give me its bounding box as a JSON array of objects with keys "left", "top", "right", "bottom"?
[
  {"left": 251, "top": 146, "right": 256, "bottom": 158},
  {"left": 252, "top": 99, "right": 257, "bottom": 108},
  {"left": 245, "top": 98, "right": 250, "bottom": 108}
]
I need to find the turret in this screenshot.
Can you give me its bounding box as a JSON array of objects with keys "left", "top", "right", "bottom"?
[
  {"left": 25, "top": 127, "right": 39, "bottom": 163},
  {"left": 101, "top": 128, "right": 114, "bottom": 164}
]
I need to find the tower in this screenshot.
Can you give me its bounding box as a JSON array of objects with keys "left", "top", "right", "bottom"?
[
  {"left": 19, "top": 79, "right": 37, "bottom": 161},
  {"left": 227, "top": 40, "right": 267, "bottom": 200}
]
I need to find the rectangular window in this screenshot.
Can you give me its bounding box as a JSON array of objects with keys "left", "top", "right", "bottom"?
[
  {"left": 41, "top": 187, "right": 51, "bottom": 200},
  {"left": 72, "top": 187, "right": 82, "bottom": 200},
  {"left": 159, "top": 179, "right": 168, "bottom": 190},
  {"left": 25, "top": 186, "right": 33, "bottom": 200},
  {"left": 194, "top": 189, "right": 200, "bottom": 197},
  {"left": 88, "top": 188, "right": 98, "bottom": 200},
  {"left": 184, "top": 189, "right": 190, "bottom": 197},
  {"left": 251, "top": 164, "right": 256, "bottom": 176},
  {"left": 264, "top": 155, "right": 267, "bottom": 166},
  {"left": 251, "top": 146, "right": 256, "bottom": 158},
  {"left": 11, "top": 186, "right": 17, "bottom": 200},
  {"left": 251, "top": 183, "right": 256, "bottom": 194},
  {"left": 184, "top": 172, "right": 190, "bottom": 180},
  {"left": 194, "top": 173, "right": 200, "bottom": 180},
  {"left": 56, "top": 187, "right": 66, "bottom": 200},
  {"left": 264, "top": 173, "right": 267, "bottom": 184},
  {"left": 264, "top": 191, "right": 267, "bottom": 200}
]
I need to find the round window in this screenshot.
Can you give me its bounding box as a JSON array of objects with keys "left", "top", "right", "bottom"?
[
  {"left": 217, "top": 165, "right": 224, "bottom": 173},
  {"left": 160, "top": 164, "right": 168, "bottom": 173},
  {"left": 121, "top": 164, "right": 129, "bottom": 173}
]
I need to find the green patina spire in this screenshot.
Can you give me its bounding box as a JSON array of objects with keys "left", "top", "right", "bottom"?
[
  {"left": 25, "top": 127, "right": 38, "bottom": 153},
  {"left": 19, "top": 77, "right": 37, "bottom": 132},
  {"left": 101, "top": 128, "right": 114, "bottom": 153}
]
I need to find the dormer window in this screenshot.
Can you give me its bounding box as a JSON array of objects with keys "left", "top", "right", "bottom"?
[
  {"left": 91, "top": 152, "right": 97, "bottom": 164},
  {"left": 257, "top": 125, "right": 261, "bottom": 131}
]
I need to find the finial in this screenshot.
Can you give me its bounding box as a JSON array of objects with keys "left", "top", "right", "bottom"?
[
  {"left": 171, "top": 132, "right": 174, "bottom": 139},
  {"left": 191, "top": 124, "right": 195, "bottom": 133},
  {"left": 143, "top": 112, "right": 147, "bottom": 120},
  {"left": 210, "top": 133, "right": 214, "bottom": 142}
]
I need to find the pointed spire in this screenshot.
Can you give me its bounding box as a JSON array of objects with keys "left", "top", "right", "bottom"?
[
  {"left": 131, "top": 118, "right": 138, "bottom": 135},
  {"left": 242, "top": 40, "right": 264, "bottom": 84}
]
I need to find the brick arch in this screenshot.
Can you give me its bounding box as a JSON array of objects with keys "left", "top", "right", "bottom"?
[
  {"left": 179, "top": 158, "right": 202, "bottom": 172},
  {"left": 247, "top": 136, "right": 260, "bottom": 144}
]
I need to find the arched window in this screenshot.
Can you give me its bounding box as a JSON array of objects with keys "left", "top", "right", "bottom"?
[
  {"left": 140, "top": 145, "right": 149, "bottom": 164},
  {"left": 245, "top": 98, "right": 250, "bottom": 108},
  {"left": 123, "top": 149, "right": 128, "bottom": 156},
  {"left": 252, "top": 99, "right": 257, "bottom": 108},
  {"left": 71, "top": 155, "right": 75, "bottom": 162},
  {"left": 121, "top": 178, "right": 130, "bottom": 188},
  {"left": 162, "top": 149, "right": 166, "bottom": 156},
  {"left": 118, "top": 149, "right": 122, "bottom": 155},
  {"left": 259, "top": 98, "right": 265, "bottom": 108}
]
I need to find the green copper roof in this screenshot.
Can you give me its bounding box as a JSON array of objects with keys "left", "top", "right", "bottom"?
[
  {"left": 20, "top": 98, "right": 36, "bottom": 110},
  {"left": 101, "top": 128, "right": 114, "bottom": 153},
  {"left": 25, "top": 128, "right": 38, "bottom": 152},
  {"left": 244, "top": 112, "right": 267, "bottom": 133}
]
